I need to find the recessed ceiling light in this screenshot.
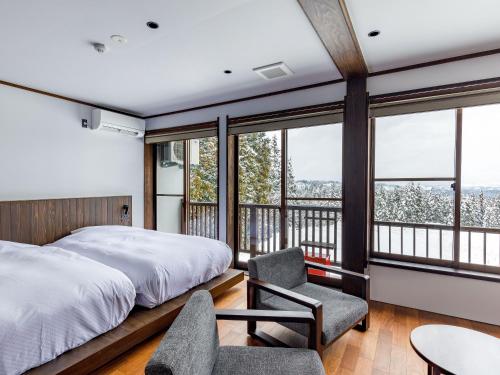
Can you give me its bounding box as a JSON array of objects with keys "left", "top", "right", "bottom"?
[
  {"left": 368, "top": 30, "right": 380, "bottom": 37},
  {"left": 110, "top": 35, "right": 128, "bottom": 44},
  {"left": 224, "top": 70, "right": 232, "bottom": 74},
  {"left": 147, "top": 21, "right": 159, "bottom": 29}
]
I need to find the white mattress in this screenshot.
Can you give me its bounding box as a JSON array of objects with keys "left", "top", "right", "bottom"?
[
  {"left": 0, "top": 240, "right": 136, "bottom": 375},
  {"left": 51, "top": 226, "right": 233, "bottom": 308}
]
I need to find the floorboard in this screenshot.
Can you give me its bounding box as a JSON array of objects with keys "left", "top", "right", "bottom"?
[{"left": 94, "top": 277, "right": 500, "bottom": 375}]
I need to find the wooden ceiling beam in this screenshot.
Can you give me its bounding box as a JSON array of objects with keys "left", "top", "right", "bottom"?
[{"left": 298, "top": 0, "right": 367, "bottom": 79}]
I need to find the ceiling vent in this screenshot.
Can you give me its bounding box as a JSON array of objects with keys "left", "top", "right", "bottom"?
[{"left": 253, "top": 62, "right": 293, "bottom": 80}]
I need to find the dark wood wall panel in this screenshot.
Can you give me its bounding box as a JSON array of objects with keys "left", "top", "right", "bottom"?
[{"left": 0, "top": 196, "right": 132, "bottom": 246}]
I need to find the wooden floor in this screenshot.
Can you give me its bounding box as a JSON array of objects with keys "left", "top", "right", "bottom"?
[{"left": 93, "top": 278, "right": 500, "bottom": 375}]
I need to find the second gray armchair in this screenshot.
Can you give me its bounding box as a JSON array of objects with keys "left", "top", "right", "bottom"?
[{"left": 247, "top": 247, "right": 370, "bottom": 358}]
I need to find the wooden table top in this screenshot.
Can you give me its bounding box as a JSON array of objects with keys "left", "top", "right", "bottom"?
[{"left": 410, "top": 324, "right": 500, "bottom": 375}]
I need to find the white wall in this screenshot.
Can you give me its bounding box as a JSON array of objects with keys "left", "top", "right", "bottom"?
[
  {"left": 0, "top": 84, "right": 144, "bottom": 227},
  {"left": 367, "top": 53, "right": 500, "bottom": 95},
  {"left": 369, "top": 265, "right": 500, "bottom": 325}
]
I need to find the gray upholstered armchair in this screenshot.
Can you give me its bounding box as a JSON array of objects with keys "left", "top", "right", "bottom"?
[
  {"left": 146, "top": 290, "right": 325, "bottom": 375},
  {"left": 247, "top": 247, "right": 370, "bottom": 358}
]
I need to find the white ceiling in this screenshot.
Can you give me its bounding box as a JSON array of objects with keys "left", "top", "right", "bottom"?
[
  {"left": 345, "top": 0, "right": 500, "bottom": 73},
  {"left": 0, "top": 0, "right": 341, "bottom": 116}
]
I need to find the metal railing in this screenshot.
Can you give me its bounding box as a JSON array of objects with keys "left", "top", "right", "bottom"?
[
  {"left": 238, "top": 203, "right": 342, "bottom": 265},
  {"left": 188, "top": 202, "right": 218, "bottom": 239},
  {"left": 372, "top": 221, "right": 500, "bottom": 268}
]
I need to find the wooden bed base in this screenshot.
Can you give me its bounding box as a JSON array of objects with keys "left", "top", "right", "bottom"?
[{"left": 26, "top": 269, "right": 244, "bottom": 375}]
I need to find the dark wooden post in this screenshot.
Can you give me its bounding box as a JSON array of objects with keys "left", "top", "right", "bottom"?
[
  {"left": 144, "top": 143, "right": 156, "bottom": 230},
  {"left": 342, "top": 76, "right": 369, "bottom": 297},
  {"left": 249, "top": 206, "right": 258, "bottom": 259},
  {"left": 280, "top": 129, "right": 288, "bottom": 249},
  {"left": 226, "top": 132, "right": 239, "bottom": 266}
]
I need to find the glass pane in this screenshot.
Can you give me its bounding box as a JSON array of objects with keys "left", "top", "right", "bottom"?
[
  {"left": 461, "top": 104, "right": 500, "bottom": 229},
  {"left": 156, "top": 141, "right": 184, "bottom": 195},
  {"left": 189, "top": 137, "right": 218, "bottom": 203},
  {"left": 239, "top": 131, "right": 281, "bottom": 205},
  {"left": 188, "top": 137, "right": 218, "bottom": 239},
  {"left": 373, "top": 181, "right": 454, "bottom": 260},
  {"left": 374, "top": 181, "right": 454, "bottom": 225},
  {"left": 287, "top": 124, "right": 342, "bottom": 199},
  {"left": 238, "top": 131, "right": 281, "bottom": 265},
  {"left": 375, "top": 110, "right": 456, "bottom": 178},
  {"left": 286, "top": 123, "right": 343, "bottom": 265},
  {"left": 460, "top": 103, "right": 500, "bottom": 268},
  {"left": 157, "top": 196, "right": 183, "bottom": 234}
]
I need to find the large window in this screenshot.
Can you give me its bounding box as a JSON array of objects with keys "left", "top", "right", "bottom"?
[
  {"left": 236, "top": 123, "right": 343, "bottom": 268},
  {"left": 371, "top": 104, "right": 500, "bottom": 274}
]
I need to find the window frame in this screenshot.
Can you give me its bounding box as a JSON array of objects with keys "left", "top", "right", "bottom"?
[{"left": 369, "top": 106, "right": 500, "bottom": 275}]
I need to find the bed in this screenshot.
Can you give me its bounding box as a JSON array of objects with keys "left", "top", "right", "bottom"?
[
  {"left": 0, "top": 240, "right": 136, "bottom": 375},
  {"left": 0, "top": 196, "right": 243, "bottom": 374},
  {"left": 51, "top": 225, "right": 233, "bottom": 308}
]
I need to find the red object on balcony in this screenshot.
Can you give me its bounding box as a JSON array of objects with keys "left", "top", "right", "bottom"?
[{"left": 304, "top": 255, "right": 331, "bottom": 276}]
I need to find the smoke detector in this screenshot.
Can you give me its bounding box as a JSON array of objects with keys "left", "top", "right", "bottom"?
[{"left": 253, "top": 62, "right": 293, "bottom": 80}]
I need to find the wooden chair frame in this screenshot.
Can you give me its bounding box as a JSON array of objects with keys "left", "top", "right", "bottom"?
[{"left": 247, "top": 261, "right": 370, "bottom": 358}]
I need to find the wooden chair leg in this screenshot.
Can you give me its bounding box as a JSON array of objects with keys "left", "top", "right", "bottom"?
[
  {"left": 360, "top": 313, "right": 370, "bottom": 332},
  {"left": 308, "top": 304, "right": 323, "bottom": 359},
  {"left": 247, "top": 281, "right": 256, "bottom": 335}
]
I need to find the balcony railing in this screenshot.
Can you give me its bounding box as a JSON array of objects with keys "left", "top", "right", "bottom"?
[
  {"left": 373, "top": 221, "right": 500, "bottom": 269},
  {"left": 188, "top": 202, "right": 218, "bottom": 239},
  {"left": 238, "top": 203, "right": 342, "bottom": 265},
  {"left": 187, "top": 202, "right": 499, "bottom": 271}
]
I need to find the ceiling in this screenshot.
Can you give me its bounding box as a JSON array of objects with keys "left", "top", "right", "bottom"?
[
  {"left": 0, "top": 0, "right": 340, "bottom": 116},
  {"left": 345, "top": 0, "right": 500, "bottom": 73},
  {"left": 2, "top": 1, "right": 500, "bottom": 116}
]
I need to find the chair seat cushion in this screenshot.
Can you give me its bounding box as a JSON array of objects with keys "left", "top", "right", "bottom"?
[
  {"left": 212, "top": 346, "right": 325, "bottom": 375},
  {"left": 258, "top": 282, "right": 368, "bottom": 345}
]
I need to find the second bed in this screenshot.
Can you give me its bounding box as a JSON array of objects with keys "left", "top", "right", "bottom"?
[{"left": 51, "top": 225, "right": 233, "bottom": 308}]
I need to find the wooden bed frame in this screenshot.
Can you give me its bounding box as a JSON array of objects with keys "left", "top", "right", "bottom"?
[{"left": 0, "top": 196, "right": 244, "bottom": 374}]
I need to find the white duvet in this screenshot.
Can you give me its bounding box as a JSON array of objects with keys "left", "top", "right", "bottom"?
[
  {"left": 0, "top": 240, "right": 135, "bottom": 375},
  {"left": 51, "top": 226, "right": 233, "bottom": 308}
]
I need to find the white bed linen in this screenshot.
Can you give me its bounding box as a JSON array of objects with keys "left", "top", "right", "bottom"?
[
  {"left": 51, "top": 226, "right": 233, "bottom": 308},
  {"left": 0, "top": 241, "right": 135, "bottom": 375}
]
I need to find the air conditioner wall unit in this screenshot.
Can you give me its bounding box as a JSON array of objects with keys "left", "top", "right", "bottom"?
[{"left": 91, "top": 109, "right": 145, "bottom": 138}]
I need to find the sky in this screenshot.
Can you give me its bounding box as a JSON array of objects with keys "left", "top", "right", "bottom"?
[{"left": 281, "top": 103, "right": 500, "bottom": 187}]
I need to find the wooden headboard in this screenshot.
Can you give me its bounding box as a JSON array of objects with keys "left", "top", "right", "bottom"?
[{"left": 0, "top": 196, "right": 132, "bottom": 245}]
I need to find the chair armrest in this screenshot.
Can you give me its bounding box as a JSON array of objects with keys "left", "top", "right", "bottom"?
[
  {"left": 305, "top": 261, "right": 370, "bottom": 302},
  {"left": 247, "top": 278, "right": 322, "bottom": 309},
  {"left": 215, "top": 309, "right": 315, "bottom": 324},
  {"left": 305, "top": 261, "right": 370, "bottom": 281}
]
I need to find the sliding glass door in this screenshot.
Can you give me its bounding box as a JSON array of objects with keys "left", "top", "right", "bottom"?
[
  {"left": 156, "top": 136, "right": 219, "bottom": 238},
  {"left": 156, "top": 140, "right": 185, "bottom": 234},
  {"left": 235, "top": 123, "right": 343, "bottom": 268}
]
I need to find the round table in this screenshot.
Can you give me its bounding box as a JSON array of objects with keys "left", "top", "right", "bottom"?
[{"left": 410, "top": 324, "right": 500, "bottom": 375}]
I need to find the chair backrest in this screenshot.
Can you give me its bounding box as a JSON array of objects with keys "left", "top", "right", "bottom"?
[
  {"left": 146, "top": 291, "right": 219, "bottom": 375},
  {"left": 248, "top": 247, "right": 307, "bottom": 302}
]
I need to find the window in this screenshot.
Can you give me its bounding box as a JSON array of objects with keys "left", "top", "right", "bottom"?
[
  {"left": 235, "top": 123, "right": 343, "bottom": 269},
  {"left": 371, "top": 105, "right": 500, "bottom": 274}
]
